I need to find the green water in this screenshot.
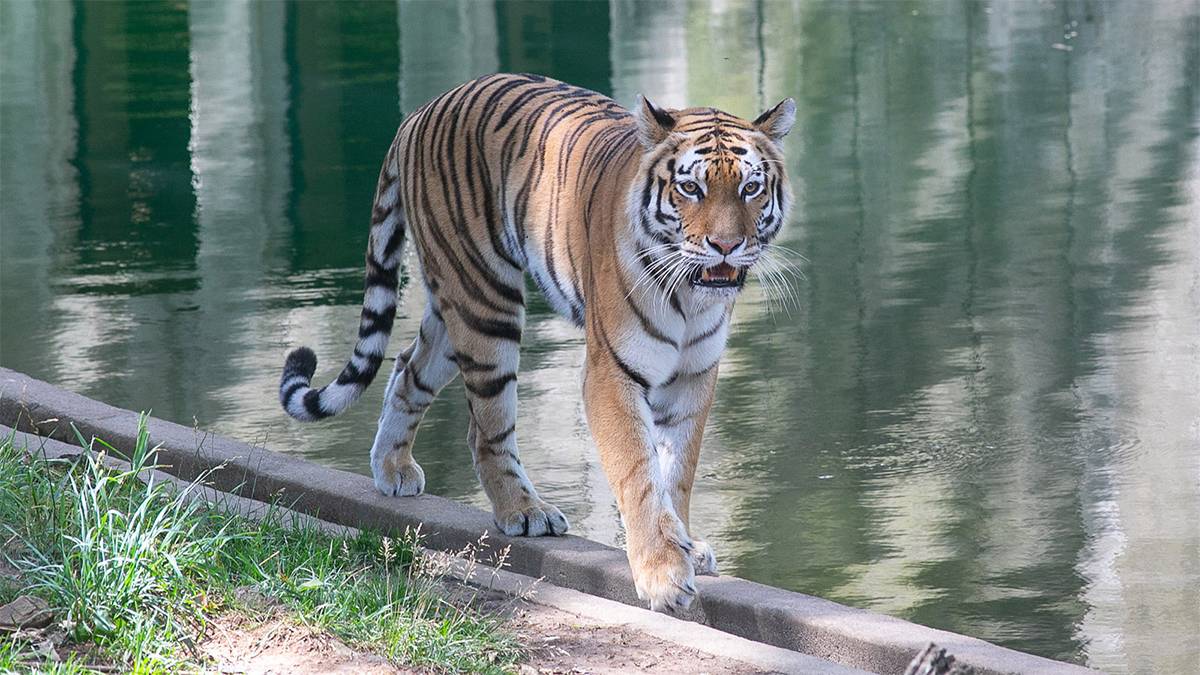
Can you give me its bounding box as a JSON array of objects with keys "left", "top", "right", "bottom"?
[{"left": 2, "top": 1, "right": 1198, "bottom": 671}]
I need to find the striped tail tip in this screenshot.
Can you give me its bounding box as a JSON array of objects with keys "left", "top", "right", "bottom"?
[
  {"left": 279, "top": 346, "right": 328, "bottom": 421},
  {"left": 283, "top": 346, "right": 319, "bottom": 381}
]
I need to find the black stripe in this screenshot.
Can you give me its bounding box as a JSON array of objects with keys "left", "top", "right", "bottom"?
[
  {"left": 397, "top": 343, "right": 415, "bottom": 367},
  {"left": 618, "top": 267, "right": 679, "bottom": 349},
  {"left": 654, "top": 412, "right": 695, "bottom": 428},
  {"left": 457, "top": 305, "right": 523, "bottom": 342},
  {"left": 459, "top": 78, "right": 510, "bottom": 219},
  {"left": 653, "top": 177, "right": 676, "bottom": 226},
  {"left": 352, "top": 348, "right": 385, "bottom": 370},
  {"left": 685, "top": 316, "right": 726, "bottom": 348},
  {"left": 682, "top": 360, "right": 720, "bottom": 381},
  {"left": 281, "top": 380, "right": 307, "bottom": 405},
  {"left": 487, "top": 424, "right": 516, "bottom": 445},
  {"left": 302, "top": 389, "right": 331, "bottom": 420},
  {"left": 482, "top": 444, "right": 513, "bottom": 458},
  {"left": 495, "top": 81, "right": 571, "bottom": 130},
  {"left": 639, "top": 213, "right": 658, "bottom": 239},
  {"left": 382, "top": 227, "right": 405, "bottom": 260},
  {"left": 335, "top": 362, "right": 364, "bottom": 385},
  {"left": 359, "top": 306, "right": 397, "bottom": 339},
  {"left": 609, "top": 345, "right": 650, "bottom": 391},
  {"left": 364, "top": 259, "right": 398, "bottom": 289},
  {"left": 453, "top": 351, "right": 498, "bottom": 372},
  {"left": 410, "top": 368, "right": 435, "bottom": 396},
  {"left": 543, "top": 218, "right": 578, "bottom": 311},
  {"left": 465, "top": 372, "right": 516, "bottom": 399},
  {"left": 668, "top": 291, "right": 684, "bottom": 318},
  {"left": 341, "top": 354, "right": 383, "bottom": 384}
]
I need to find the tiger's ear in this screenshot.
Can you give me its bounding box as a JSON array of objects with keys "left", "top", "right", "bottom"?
[
  {"left": 753, "top": 98, "right": 796, "bottom": 143},
  {"left": 635, "top": 95, "right": 677, "bottom": 147}
]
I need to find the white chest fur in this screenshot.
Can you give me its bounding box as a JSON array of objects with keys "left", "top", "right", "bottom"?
[{"left": 611, "top": 296, "right": 730, "bottom": 388}]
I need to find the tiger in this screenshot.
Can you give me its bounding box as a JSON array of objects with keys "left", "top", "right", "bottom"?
[{"left": 278, "top": 73, "right": 795, "bottom": 612}]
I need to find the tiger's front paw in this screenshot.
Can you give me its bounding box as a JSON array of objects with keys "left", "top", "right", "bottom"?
[
  {"left": 494, "top": 500, "right": 570, "bottom": 537},
  {"left": 372, "top": 459, "right": 425, "bottom": 497},
  {"left": 689, "top": 540, "right": 718, "bottom": 576},
  {"left": 632, "top": 541, "right": 697, "bottom": 613}
]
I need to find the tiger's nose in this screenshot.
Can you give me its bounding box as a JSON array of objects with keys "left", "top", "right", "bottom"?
[{"left": 706, "top": 237, "right": 744, "bottom": 256}]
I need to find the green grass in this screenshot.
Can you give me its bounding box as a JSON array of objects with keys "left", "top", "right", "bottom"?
[
  {"left": 0, "top": 418, "right": 521, "bottom": 674},
  {"left": 0, "top": 638, "right": 97, "bottom": 674}
]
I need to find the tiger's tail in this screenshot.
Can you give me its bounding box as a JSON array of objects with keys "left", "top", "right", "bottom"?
[{"left": 278, "top": 146, "right": 406, "bottom": 421}]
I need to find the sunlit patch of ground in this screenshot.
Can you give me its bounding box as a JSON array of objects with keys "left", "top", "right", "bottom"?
[{"left": 200, "top": 612, "right": 407, "bottom": 675}]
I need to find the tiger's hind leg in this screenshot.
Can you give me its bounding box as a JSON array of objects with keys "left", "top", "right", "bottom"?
[
  {"left": 440, "top": 297, "right": 569, "bottom": 537},
  {"left": 370, "top": 303, "right": 458, "bottom": 496}
]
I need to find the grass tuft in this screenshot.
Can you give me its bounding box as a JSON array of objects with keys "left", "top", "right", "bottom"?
[{"left": 0, "top": 419, "right": 521, "bottom": 673}]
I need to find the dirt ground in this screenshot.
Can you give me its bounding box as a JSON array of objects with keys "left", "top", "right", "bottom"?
[
  {"left": 200, "top": 613, "right": 405, "bottom": 674},
  {"left": 198, "top": 597, "right": 769, "bottom": 675},
  {"left": 506, "top": 600, "right": 767, "bottom": 675}
]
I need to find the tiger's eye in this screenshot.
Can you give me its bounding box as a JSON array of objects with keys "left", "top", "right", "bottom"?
[
  {"left": 743, "top": 181, "right": 762, "bottom": 197},
  {"left": 679, "top": 180, "right": 700, "bottom": 196}
]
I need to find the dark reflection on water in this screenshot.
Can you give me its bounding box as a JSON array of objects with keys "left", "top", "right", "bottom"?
[{"left": 2, "top": 1, "right": 1197, "bottom": 671}]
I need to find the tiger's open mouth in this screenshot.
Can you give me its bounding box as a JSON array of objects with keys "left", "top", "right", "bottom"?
[{"left": 691, "top": 262, "right": 747, "bottom": 289}]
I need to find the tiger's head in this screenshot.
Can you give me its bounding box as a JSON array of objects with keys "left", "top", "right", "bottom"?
[{"left": 628, "top": 96, "right": 796, "bottom": 299}]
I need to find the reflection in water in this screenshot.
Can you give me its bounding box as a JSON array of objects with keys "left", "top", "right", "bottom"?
[{"left": 1, "top": 2, "right": 1197, "bottom": 671}]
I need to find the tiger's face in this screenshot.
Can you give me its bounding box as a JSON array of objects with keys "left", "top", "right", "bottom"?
[{"left": 630, "top": 97, "right": 796, "bottom": 298}]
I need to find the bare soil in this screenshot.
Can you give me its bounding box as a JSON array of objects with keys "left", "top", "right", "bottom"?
[
  {"left": 198, "top": 596, "right": 770, "bottom": 675},
  {"left": 200, "top": 613, "right": 408, "bottom": 674},
  {"left": 506, "top": 600, "right": 768, "bottom": 675}
]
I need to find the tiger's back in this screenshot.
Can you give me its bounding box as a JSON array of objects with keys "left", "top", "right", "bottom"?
[{"left": 396, "top": 73, "right": 642, "bottom": 326}]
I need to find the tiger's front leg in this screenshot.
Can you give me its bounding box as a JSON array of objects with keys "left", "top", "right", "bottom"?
[
  {"left": 648, "top": 361, "right": 721, "bottom": 578},
  {"left": 583, "top": 348, "right": 698, "bottom": 612}
]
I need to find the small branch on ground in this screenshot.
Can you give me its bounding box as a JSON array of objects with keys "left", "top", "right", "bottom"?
[{"left": 905, "top": 642, "right": 977, "bottom": 675}]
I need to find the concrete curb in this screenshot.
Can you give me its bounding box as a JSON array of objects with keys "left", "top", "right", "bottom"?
[
  {"left": 0, "top": 368, "right": 1098, "bottom": 675},
  {"left": 4, "top": 424, "right": 866, "bottom": 675}
]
